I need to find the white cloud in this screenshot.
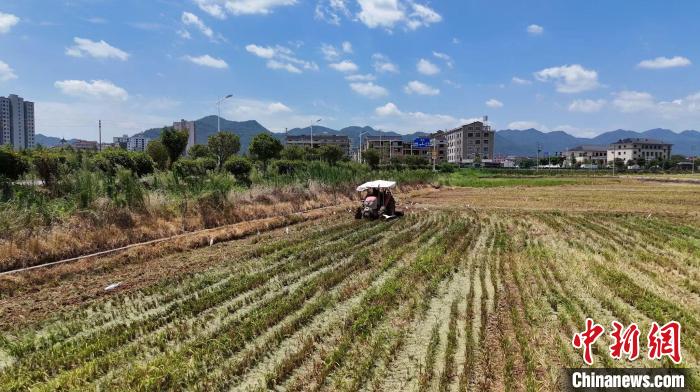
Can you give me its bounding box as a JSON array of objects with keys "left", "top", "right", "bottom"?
[
  {"left": 511, "top": 76, "right": 532, "bottom": 85},
  {"left": 372, "top": 53, "right": 399, "bottom": 73},
  {"left": 404, "top": 80, "right": 439, "bottom": 95},
  {"left": 527, "top": 24, "right": 543, "bottom": 35},
  {"left": 184, "top": 54, "right": 229, "bottom": 69},
  {"left": 329, "top": 60, "right": 359, "bottom": 73},
  {"left": 266, "top": 60, "right": 301, "bottom": 73},
  {"left": 417, "top": 58, "right": 440, "bottom": 75},
  {"left": 609, "top": 90, "right": 700, "bottom": 125},
  {"left": 612, "top": 91, "right": 655, "bottom": 113},
  {"left": 444, "top": 79, "right": 461, "bottom": 88},
  {"left": 246, "top": 44, "right": 318, "bottom": 73},
  {"left": 432, "top": 51, "right": 453, "bottom": 68},
  {"left": 0, "top": 60, "right": 17, "bottom": 81},
  {"left": 507, "top": 121, "right": 546, "bottom": 130},
  {"left": 350, "top": 82, "right": 388, "bottom": 98},
  {"left": 345, "top": 73, "right": 376, "bottom": 81},
  {"left": 355, "top": 0, "right": 441, "bottom": 31},
  {"left": 406, "top": 3, "right": 442, "bottom": 30},
  {"left": 375, "top": 102, "right": 402, "bottom": 116},
  {"left": 342, "top": 41, "right": 353, "bottom": 53},
  {"left": 267, "top": 102, "right": 292, "bottom": 113},
  {"left": 568, "top": 99, "right": 606, "bottom": 113},
  {"left": 637, "top": 56, "right": 691, "bottom": 70},
  {"left": 320, "top": 44, "right": 340, "bottom": 61},
  {"left": 485, "top": 98, "right": 503, "bottom": 108},
  {"left": 177, "top": 29, "right": 192, "bottom": 39},
  {"left": 246, "top": 44, "right": 276, "bottom": 58},
  {"left": 65, "top": 37, "right": 130, "bottom": 61},
  {"left": 194, "top": 0, "right": 227, "bottom": 19},
  {"left": 373, "top": 102, "right": 473, "bottom": 132},
  {"left": 314, "top": 0, "right": 351, "bottom": 25},
  {"left": 181, "top": 12, "right": 216, "bottom": 39},
  {"left": 223, "top": 97, "right": 321, "bottom": 131},
  {"left": 54, "top": 80, "right": 128, "bottom": 101},
  {"left": 0, "top": 12, "right": 19, "bottom": 34},
  {"left": 194, "top": 0, "right": 298, "bottom": 17},
  {"left": 534, "top": 64, "right": 600, "bottom": 93}
]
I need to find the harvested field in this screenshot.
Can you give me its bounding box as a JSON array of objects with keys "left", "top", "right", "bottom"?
[{"left": 0, "top": 178, "right": 699, "bottom": 390}]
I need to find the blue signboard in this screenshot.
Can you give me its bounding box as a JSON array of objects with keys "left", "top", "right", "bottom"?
[{"left": 413, "top": 137, "right": 431, "bottom": 148}]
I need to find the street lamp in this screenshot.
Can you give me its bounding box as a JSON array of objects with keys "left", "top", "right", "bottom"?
[
  {"left": 217, "top": 94, "right": 233, "bottom": 134},
  {"left": 359, "top": 131, "right": 369, "bottom": 162},
  {"left": 310, "top": 118, "right": 321, "bottom": 149}
]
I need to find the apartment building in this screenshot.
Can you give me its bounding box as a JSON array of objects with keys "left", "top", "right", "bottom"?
[
  {"left": 566, "top": 145, "right": 608, "bottom": 165},
  {"left": 0, "top": 94, "right": 35, "bottom": 150},
  {"left": 173, "top": 119, "right": 197, "bottom": 154},
  {"left": 286, "top": 134, "right": 351, "bottom": 156},
  {"left": 363, "top": 136, "right": 403, "bottom": 163},
  {"left": 71, "top": 139, "right": 98, "bottom": 151},
  {"left": 113, "top": 134, "right": 149, "bottom": 152},
  {"left": 444, "top": 121, "right": 495, "bottom": 163},
  {"left": 607, "top": 138, "right": 672, "bottom": 163}
]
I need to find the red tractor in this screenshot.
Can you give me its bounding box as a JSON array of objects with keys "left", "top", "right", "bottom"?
[{"left": 354, "top": 180, "right": 403, "bottom": 220}]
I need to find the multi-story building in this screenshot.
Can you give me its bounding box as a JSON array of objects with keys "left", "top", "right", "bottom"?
[
  {"left": 565, "top": 145, "right": 608, "bottom": 165},
  {"left": 72, "top": 139, "right": 98, "bottom": 151},
  {"left": 430, "top": 132, "right": 448, "bottom": 164},
  {"left": 127, "top": 135, "right": 149, "bottom": 152},
  {"left": 444, "top": 121, "right": 495, "bottom": 163},
  {"left": 0, "top": 94, "right": 35, "bottom": 150},
  {"left": 114, "top": 135, "right": 130, "bottom": 149},
  {"left": 607, "top": 138, "right": 672, "bottom": 163},
  {"left": 286, "top": 134, "right": 351, "bottom": 156},
  {"left": 173, "top": 119, "right": 197, "bottom": 154},
  {"left": 363, "top": 136, "right": 403, "bottom": 163},
  {"left": 113, "top": 134, "right": 149, "bottom": 152}
]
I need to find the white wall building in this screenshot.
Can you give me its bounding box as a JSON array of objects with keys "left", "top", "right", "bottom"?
[
  {"left": 0, "top": 94, "right": 35, "bottom": 150},
  {"left": 607, "top": 138, "right": 672, "bottom": 163},
  {"left": 173, "top": 119, "right": 196, "bottom": 154}
]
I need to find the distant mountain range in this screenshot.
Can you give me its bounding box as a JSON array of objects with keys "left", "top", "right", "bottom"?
[{"left": 35, "top": 116, "right": 700, "bottom": 156}]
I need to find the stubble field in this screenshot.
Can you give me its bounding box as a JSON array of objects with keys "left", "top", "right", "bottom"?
[{"left": 0, "top": 178, "right": 698, "bottom": 391}]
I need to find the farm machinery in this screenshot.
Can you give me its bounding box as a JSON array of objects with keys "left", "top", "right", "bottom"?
[{"left": 354, "top": 180, "right": 403, "bottom": 220}]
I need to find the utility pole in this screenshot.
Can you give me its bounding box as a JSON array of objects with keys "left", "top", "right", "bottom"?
[
  {"left": 98, "top": 120, "right": 102, "bottom": 151},
  {"left": 536, "top": 143, "right": 541, "bottom": 173},
  {"left": 692, "top": 145, "right": 696, "bottom": 174}
]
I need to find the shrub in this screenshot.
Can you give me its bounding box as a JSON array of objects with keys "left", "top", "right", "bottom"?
[
  {"left": 274, "top": 159, "right": 307, "bottom": 175},
  {"left": 249, "top": 133, "right": 283, "bottom": 168},
  {"left": 224, "top": 156, "right": 253, "bottom": 186},
  {"left": 33, "top": 152, "right": 64, "bottom": 186},
  {"left": 146, "top": 140, "right": 170, "bottom": 170},
  {"left": 173, "top": 158, "right": 210, "bottom": 179},
  {"left": 187, "top": 144, "right": 214, "bottom": 160},
  {"left": 113, "top": 169, "right": 145, "bottom": 209},
  {"left": 0, "top": 146, "right": 30, "bottom": 181},
  {"left": 319, "top": 145, "right": 345, "bottom": 166},
  {"left": 93, "top": 149, "right": 154, "bottom": 177},
  {"left": 280, "top": 145, "right": 307, "bottom": 161},
  {"left": 362, "top": 149, "right": 380, "bottom": 170}
]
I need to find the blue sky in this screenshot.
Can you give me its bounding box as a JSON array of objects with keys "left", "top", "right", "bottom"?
[{"left": 1, "top": 0, "right": 699, "bottom": 140}]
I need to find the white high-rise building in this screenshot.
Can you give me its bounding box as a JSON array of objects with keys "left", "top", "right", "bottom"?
[
  {"left": 0, "top": 94, "right": 35, "bottom": 150},
  {"left": 173, "top": 119, "right": 196, "bottom": 154}
]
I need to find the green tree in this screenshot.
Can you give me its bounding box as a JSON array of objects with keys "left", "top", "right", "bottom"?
[
  {"left": 33, "top": 152, "right": 63, "bottom": 186},
  {"left": 188, "top": 144, "right": 214, "bottom": 160},
  {"left": 362, "top": 149, "right": 380, "bottom": 170},
  {"left": 280, "top": 145, "right": 306, "bottom": 161},
  {"left": 223, "top": 156, "right": 253, "bottom": 186},
  {"left": 0, "top": 146, "right": 30, "bottom": 181},
  {"left": 160, "top": 127, "right": 189, "bottom": 166},
  {"left": 208, "top": 131, "right": 240, "bottom": 168},
  {"left": 249, "top": 133, "right": 283, "bottom": 168},
  {"left": 319, "top": 145, "right": 345, "bottom": 166},
  {"left": 146, "top": 140, "right": 169, "bottom": 170}
]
